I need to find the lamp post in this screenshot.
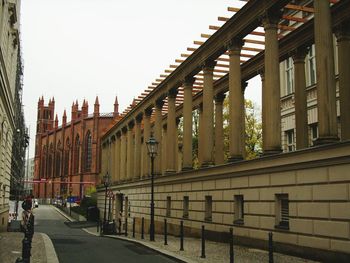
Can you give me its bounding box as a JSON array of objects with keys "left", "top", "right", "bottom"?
[
  {"left": 103, "top": 172, "right": 110, "bottom": 231},
  {"left": 146, "top": 135, "right": 158, "bottom": 241},
  {"left": 69, "top": 186, "right": 73, "bottom": 216}
]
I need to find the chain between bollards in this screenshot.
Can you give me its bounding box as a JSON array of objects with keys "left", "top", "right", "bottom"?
[
  {"left": 201, "top": 225, "right": 206, "bottom": 258},
  {"left": 141, "top": 217, "right": 145, "bottom": 239},
  {"left": 269, "top": 232, "right": 274, "bottom": 263},
  {"left": 230, "top": 227, "right": 234, "bottom": 263},
  {"left": 180, "top": 220, "right": 184, "bottom": 251},
  {"left": 132, "top": 217, "right": 135, "bottom": 238},
  {"left": 164, "top": 219, "right": 168, "bottom": 245}
]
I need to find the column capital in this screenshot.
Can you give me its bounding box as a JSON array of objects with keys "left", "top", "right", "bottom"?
[
  {"left": 121, "top": 126, "right": 128, "bottom": 134},
  {"left": 335, "top": 21, "right": 350, "bottom": 42},
  {"left": 214, "top": 93, "right": 226, "bottom": 103},
  {"left": 155, "top": 98, "right": 165, "bottom": 109},
  {"left": 291, "top": 46, "right": 309, "bottom": 63},
  {"left": 201, "top": 60, "right": 217, "bottom": 73},
  {"left": 144, "top": 107, "right": 153, "bottom": 117},
  {"left": 135, "top": 112, "right": 143, "bottom": 123},
  {"left": 261, "top": 11, "right": 282, "bottom": 30},
  {"left": 168, "top": 87, "right": 178, "bottom": 99},
  {"left": 183, "top": 76, "right": 196, "bottom": 87},
  {"left": 227, "top": 38, "right": 245, "bottom": 55}
]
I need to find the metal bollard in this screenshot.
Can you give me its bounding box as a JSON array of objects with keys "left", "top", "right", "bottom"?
[
  {"left": 118, "top": 218, "right": 121, "bottom": 234},
  {"left": 141, "top": 217, "right": 145, "bottom": 239},
  {"left": 269, "top": 232, "right": 274, "bottom": 263},
  {"left": 201, "top": 225, "right": 206, "bottom": 258},
  {"left": 230, "top": 228, "right": 234, "bottom": 263},
  {"left": 180, "top": 220, "right": 184, "bottom": 251},
  {"left": 132, "top": 217, "right": 135, "bottom": 238},
  {"left": 164, "top": 219, "right": 168, "bottom": 245},
  {"left": 125, "top": 217, "right": 128, "bottom": 236}
]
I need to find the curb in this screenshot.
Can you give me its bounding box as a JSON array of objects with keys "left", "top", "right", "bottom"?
[
  {"left": 82, "top": 228, "right": 194, "bottom": 263},
  {"left": 51, "top": 205, "right": 76, "bottom": 222},
  {"left": 41, "top": 233, "right": 59, "bottom": 263}
]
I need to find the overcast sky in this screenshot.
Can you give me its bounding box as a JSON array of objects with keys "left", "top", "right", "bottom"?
[{"left": 21, "top": 0, "right": 261, "bottom": 158}]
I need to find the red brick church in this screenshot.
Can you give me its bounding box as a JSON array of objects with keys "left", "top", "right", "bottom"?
[{"left": 33, "top": 96, "right": 120, "bottom": 201}]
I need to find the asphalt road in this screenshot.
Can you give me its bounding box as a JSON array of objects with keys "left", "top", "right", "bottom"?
[{"left": 33, "top": 205, "right": 178, "bottom": 263}]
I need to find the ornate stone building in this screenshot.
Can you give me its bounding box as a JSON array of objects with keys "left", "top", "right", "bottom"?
[
  {"left": 0, "top": 0, "right": 22, "bottom": 231},
  {"left": 98, "top": 0, "right": 350, "bottom": 261},
  {"left": 33, "top": 96, "right": 120, "bottom": 201}
]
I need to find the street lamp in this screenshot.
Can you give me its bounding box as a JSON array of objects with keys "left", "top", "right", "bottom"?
[
  {"left": 103, "top": 172, "right": 110, "bottom": 231},
  {"left": 146, "top": 135, "right": 158, "bottom": 241},
  {"left": 69, "top": 186, "right": 73, "bottom": 216}
]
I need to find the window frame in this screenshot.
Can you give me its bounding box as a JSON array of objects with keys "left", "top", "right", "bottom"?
[
  {"left": 204, "top": 196, "right": 212, "bottom": 222},
  {"left": 234, "top": 195, "right": 244, "bottom": 225},
  {"left": 183, "top": 196, "right": 189, "bottom": 219},
  {"left": 275, "top": 193, "right": 290, "bottom": 230}
]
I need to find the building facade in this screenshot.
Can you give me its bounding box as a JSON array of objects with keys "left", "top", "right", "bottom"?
[
  {"left": 24, "top": 157, "right": 34, "bottom": 195},
  {"left": 0, "top": 0, "right": 22, "bottom": 232},
  {"left": 33, "top": 96, "right": 120, "bottom": 201},
  {"left": 97, "top": 1, "right": 350, "bottom": 262}
]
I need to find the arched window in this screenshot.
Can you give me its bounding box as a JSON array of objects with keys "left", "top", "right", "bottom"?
[
  {"left": 55, "top": 141, "right": 62, "bottom": 177},
  {"left": 85, "top": 131, "right": 92, "bottom": 172},
  {"left": 74, "top": 135, "right": 80, "bottom": 174},
  {"left": 64, "top": 138, "right": 70, "bottom": 177},
  {"left": 41, "top": 146, "right": 47, "bottom": 178},
  {"left": 48, "top": 143, "right": 54, "bottom": 178}
]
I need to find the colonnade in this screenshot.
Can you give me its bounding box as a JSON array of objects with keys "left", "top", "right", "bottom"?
[{"left": 101, "top": 1, "right": 350, "bottom": 183}]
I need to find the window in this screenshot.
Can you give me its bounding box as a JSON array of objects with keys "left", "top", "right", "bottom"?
[
  {"left": 285, "top": 57, "right": 294, "bottom": 95},
  {"left": 307, "top": 45, "right": 316, "bottom": 86},
  {"left": 285, "top": 130, "right": 295, "bottom": 152},
  {"left": 309, "top": 124, "right": 318, "bottom": 146},
  {"left": 183, "top": 196, "right": 189, "bottom": 218},
  {"left": 74, "top": 135, "right": 80, "bottom": 174},
  {"left": 166, "top": 196, "right": 171, "bottom": 217},
  {"left": 275, "top": 194, "right": 289, "bottom": 230},
  {"left": 234, "top": 195, "right": 244, "bottom": 225},
  {"left": 204, "top": 196, "right": 212, "bottom": 221},
  {"left": 85, "top": 131, "right": 92, "bottom": 172}
]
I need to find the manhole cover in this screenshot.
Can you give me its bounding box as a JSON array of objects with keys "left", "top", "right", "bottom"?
[
  {"left": 124, "top": 244, "right": 157, "bottom": 255},
  {"left": 51, "top": 238, "right": 84, "bottom": 245}
]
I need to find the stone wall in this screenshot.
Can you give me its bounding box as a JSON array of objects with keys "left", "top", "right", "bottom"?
[{"left": 97, "top": 142, "right": 350, "bottom": 261}]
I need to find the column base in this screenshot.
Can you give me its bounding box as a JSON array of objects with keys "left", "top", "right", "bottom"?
[
  {"left": 201, "top": 161, "right": 214, "bottom": 168},
  {"left": 181, "top": 166, "right": 193, "bottom": 171},
  {"left": 314, "top": 136, "right": 340, "bottom": 146},
  {"left": 262, "top": 148, "right": 282, "bottom": 156},
  {"left": 165, "top": 170, "right": 176, "bottom": 175},
  {"left": 227, "top": 155, "right": 243, "bottom": 163}
]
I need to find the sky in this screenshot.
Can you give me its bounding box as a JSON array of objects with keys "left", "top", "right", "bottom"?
[{"left": 21, "top": 0, "right": 261, "bottom": 159}]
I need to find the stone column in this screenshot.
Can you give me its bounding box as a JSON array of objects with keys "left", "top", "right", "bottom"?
[
  {"left": 115, "top": 132, "right": 121, "bottom": 182},
  {"left": 142, "top": 108, "right": 152, "bottom": 178},
  {"left": 166, "top": 88, "right": 177, "bottom": 174},
  {"left": 214, "top": 93, "right": 225, "bottom": 165},
  {"left": 292, "top": 48, "right": 309, "bottom": 150},
  {"left": 336, "top": 22, "right": 350, "bottom": 141},
  {"left": 202, "top": 61, "right": 216, "bottom": 166},
  {"left": 110, "top": 137, "right": 116, "bottom": 182},
  {"left": 314, "top": 0, "right": 339, "bottom": 144},
  {"left": 134, "top": 114, "right": 142, "bottom": 179},
  {"left": 162, "top": 124, "right": 167, "bottom": 174},
  {"left": 127, "top": 121, "right": 134, "bottom": 180},
  {"left": 175, "top": 117, "right": 180, "bottom": 172},
  {"left": 120, "top": 127, "right": 127, "bottom": 181},
  {"left": 260, "top": 72, "right": 266, "bottom": 151},
  {"left": 182, "top": 77, "right": 195, "bottom": 170},
  {"left": 198, "top": 104, "right": 203, "bottom": 167},
  {"left": 228, "top": 39, "right": 245, "bottom": 161},
  {"left": 154, "top": 99, "right": 164, "bottom": 175},
  {"left": 262, "top": 13, "right": 282, "bottom": 154}
]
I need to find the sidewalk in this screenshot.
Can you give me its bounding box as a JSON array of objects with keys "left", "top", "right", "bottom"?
[
  {"left": 0, "top": 231, "right": 58, "bottom": 263},
  {"left": 83, "top": 226, "right": 318, "bottom": 263}
]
